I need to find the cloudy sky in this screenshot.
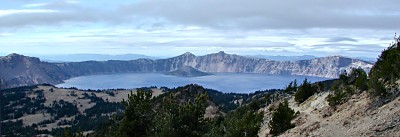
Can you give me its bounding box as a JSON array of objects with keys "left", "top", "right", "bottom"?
[{"left": 0, "top": 0, "right": 399, "bottom": 58}]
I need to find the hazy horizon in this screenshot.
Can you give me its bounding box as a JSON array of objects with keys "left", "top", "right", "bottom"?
[
  {"left": 1, "top": 0, "right": 399, "bottom": 58},
  {"left": 0, "top": 51, "right": 377, "bottom": 62}
]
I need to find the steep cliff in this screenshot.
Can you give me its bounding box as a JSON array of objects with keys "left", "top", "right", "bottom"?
[
  {"left": 0, "top": 52, "right": 373, "bottom": 89},
  {"left": 0, "top": 54, "right": 70, "bottom": 89},
  {"left": 154, "top": 51, "right": 372, "bottom": 78}
]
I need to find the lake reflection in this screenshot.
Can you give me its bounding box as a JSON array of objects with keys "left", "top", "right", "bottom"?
[{"left": 56, "top": 73, "right": 329, "bottom": 93}]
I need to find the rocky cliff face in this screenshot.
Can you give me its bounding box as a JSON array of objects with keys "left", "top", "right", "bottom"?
[
  {"left": 0, "top": 54, "right": 70, "bottom": 89},
  {"left": 0, "top": 52, "right": 373, "bottom": 89},
  {"left": 154, "top": 51, "right": 373, "bottom": 78}
]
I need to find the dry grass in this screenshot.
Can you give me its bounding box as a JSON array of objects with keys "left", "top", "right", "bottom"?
[
  {"left": 19, "top": 113, "right": 51, "bottom": 126},
  {"left": 37, "top": 116, "right": 75, "bottom": 131},
  {"left": 10, "top": 86, "right": 165, "bottom": 129}
]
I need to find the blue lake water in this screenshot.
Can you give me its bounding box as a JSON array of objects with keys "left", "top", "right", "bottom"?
[{"left": 56, "top": 73, "right": 329, "bottom": 93}]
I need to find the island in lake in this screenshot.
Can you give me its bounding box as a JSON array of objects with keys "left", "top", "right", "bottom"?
[{"left": 165, "top": 66, "right": 212, "bottom": 77}]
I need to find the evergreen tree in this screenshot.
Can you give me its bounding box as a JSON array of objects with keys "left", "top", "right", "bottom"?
[
  {"left": 225, "top": 101, "right": 263, "bottom": 137},
  {"left": 294, "top": 79, "right": 317, "bottom": 103},
  {"left": 151, "top": 93, "right": 209, "bottom": 137},
  {"left": 76, "top": 128, "right": 84, "bottom": 137},
  {"left": 119, "top": 90, "right": 153, "bottom": 137},
  {"left": 368, "top": 34, "right": 400, "bottom": 97},
  {"left": 205, "top": 100, "right": 263, "bottom": 137},
  {"left": 62, "top": 128, "right": 73, "bottom": 137},
  {"left": 269, "top": 100, "right": 297, "bottom": 136},
  {"left": 284, "top": 81, "right": 294, "bottom": 93},
  {"left": 284, "top": 79, "right": 299, "bottom": 94},
  {"left": 353, "top": 68, "right": 368, "bottom": 91}
]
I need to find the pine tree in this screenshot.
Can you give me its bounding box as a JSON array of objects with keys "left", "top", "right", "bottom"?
[
  {"left": 62, "top": 128, "right": 73, "bottom": 137},
  {"left": 354, "top": 68, "right": 368, "bottom": 91},
  {"left": 76, "top": 128, "right": 84, "bottom": 137},
  {"left": 119, "top": 90, "right": 153, "bottom": 137},
  {"left": 294, "top": 79, "right": 317, "bottom": 103},
  {"left": 293, "top": 79, "right": 298, "bottom": 91},
  {"left": 368, "top": 34, "right": 400, "bottom": 97},
  {"left": 151, "top": 93, "right": 209, "bottom": 137},
  {"left": 269, "top": 100, "right": 297, "bottom": 136}
]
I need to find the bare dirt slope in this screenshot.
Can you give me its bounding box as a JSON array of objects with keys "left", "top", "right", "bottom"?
[{"left": 259, "top": 91, "right": 400, "bottom": 137}]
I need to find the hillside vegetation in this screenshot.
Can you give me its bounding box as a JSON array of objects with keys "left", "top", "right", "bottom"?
[
  {"left": 258, "top": 35, "right": 400, "bottom": 136},
  {"left": 0, "top": 84, "right": 275, "bottom": 136},
  {"left": 368, "top": 36, "right": 400, "bottom": 97}
]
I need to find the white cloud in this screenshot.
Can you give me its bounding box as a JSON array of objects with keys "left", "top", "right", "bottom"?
[
  {"left": 65, "top": 0, "right": 80, "bottom": 4},
  {"left": 0, "top": 1, "right": 395, "bottom": 58},
  {"left": 22, "top": 3, "right": 49, "bottom": 8},
  {"left": 123, "top": 0, "right": 400, "bottom": 30},
  {"left": 0, "top": 9, "right": 57, "bottom": 17},
  {"left": 0, "top": 32, "right": 13, "bottom": 36}
]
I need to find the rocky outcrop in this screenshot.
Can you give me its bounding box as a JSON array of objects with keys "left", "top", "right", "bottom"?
[{"left": 0, "top": 52, "right": 373, "bottom": 89}]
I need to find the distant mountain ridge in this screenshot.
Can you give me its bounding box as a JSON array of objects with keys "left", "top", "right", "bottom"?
[
  {"left": 248, "top": 54, "right": 376, "bottom": 63},
  {"left": 247, "top": 55, "right": 317, "bottom": 61},
  {"left": 37, "top": 53, "right": 157, "bottom": 62},
  {"left": 0, "top": 52, "right": 373, "bottom": 89}
]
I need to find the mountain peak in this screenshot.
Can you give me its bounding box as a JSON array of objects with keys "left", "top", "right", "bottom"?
[
  {"left": 331, "top": 55, "right": 347, "bottom": 58},
  {"left": 217, "top": 51, "right": 225, "bottom": 54},
  {"left": 2, "top": 53, "right": 41, "bottom": 63},
  {"left": 181, "top": 52, "right": 195, "bottom": 57},
  {"left": 3, "top": 53, "right": 29, "bottom": 60},
  {"left": 209, "top": 51, "right": 228, "bottom": 56},
  {"left": 6, "top": 53, "right": 25, "bottom": 58},
  {"left": 315, "top": 55, "right": 349, "bottom": 60}
]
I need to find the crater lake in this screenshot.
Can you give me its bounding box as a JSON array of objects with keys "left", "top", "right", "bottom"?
[{"left": 56, "top": 73, "right": 329, "bottom": 93}]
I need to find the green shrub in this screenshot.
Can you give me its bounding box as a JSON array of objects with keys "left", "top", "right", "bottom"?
[
  {"left": 368, "top": 78, "right": 387, "bottom": 97},
  {"left": 353, "top": 69, "right": 368, "bottom": 91},
  {"left": 327, "top": 91, "right": 341, "bottom": 107},
  {"left": 327, "top": 68, "right": 369, "bottom": 107},
  {"left": 327, "top": 86, "right": 353, "bottom": 107}
]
